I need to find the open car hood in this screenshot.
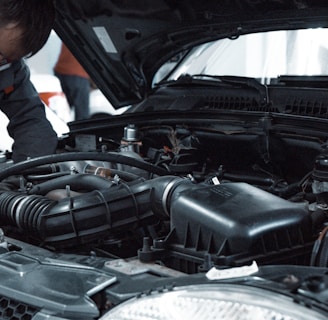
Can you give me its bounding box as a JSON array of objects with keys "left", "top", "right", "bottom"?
[{"left": 54, "top": 0, "right": 328, "bottom": 108}]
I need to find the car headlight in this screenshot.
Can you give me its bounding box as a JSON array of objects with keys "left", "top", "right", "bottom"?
[{"left": 100, "top": 284, "right": 327, "bottom": 320}]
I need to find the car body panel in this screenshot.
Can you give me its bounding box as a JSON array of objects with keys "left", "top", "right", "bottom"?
[
  {"left": 54, "top": 0, "right": 328, "bottom": 107},
  {"left": 1, "top": 1, "right": 328, "bottom": 319}
]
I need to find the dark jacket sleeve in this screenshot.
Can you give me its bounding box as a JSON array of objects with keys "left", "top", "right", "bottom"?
[{"left": 0, "top": 60, "right": 58, "bottom": 162}]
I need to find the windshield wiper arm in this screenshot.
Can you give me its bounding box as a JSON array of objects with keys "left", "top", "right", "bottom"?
[
  {"left": 161, "top": 74, "right": 269, "bottom": 107},
  {"left": 202, "top": 75, "right": 269, "bottom": 106}
]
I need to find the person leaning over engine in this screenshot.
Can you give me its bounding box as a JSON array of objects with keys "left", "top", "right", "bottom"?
[{"left": 0, "top": 0, "right": 58, "bottom": 163}]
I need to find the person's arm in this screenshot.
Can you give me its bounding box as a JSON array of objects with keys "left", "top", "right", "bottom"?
[{"left": 0, "top": 59, "right": 58, "bottom": 162}]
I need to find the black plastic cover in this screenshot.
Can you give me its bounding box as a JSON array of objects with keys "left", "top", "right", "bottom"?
[
  {"left": 165, "top": 182, "right": 312, "bottom": 267},
  {"left": 0, "top": 252, "right": 116, "bottom": 319}
]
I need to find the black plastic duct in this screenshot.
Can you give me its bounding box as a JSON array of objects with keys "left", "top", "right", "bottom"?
[{"left": 0, "top": 176, "right": 189, "bottom": 247}]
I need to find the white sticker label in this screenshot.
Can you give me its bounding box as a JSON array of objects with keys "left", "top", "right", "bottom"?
[
  {"left": 206, "top": 261, "right": 259, "bottom": 280},
  {"left": 93, "top": 26, "right": 117, "bottom": 53},
  {"left": 212, "top": 176, "right": 220, "bottom": 185}
]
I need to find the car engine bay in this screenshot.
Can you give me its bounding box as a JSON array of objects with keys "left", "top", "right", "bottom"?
[{"left": 0, "top": 115, "right": 328, "bottom": 318}]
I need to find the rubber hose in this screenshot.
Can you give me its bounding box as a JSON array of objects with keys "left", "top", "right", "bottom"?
[
  {"left": 0, "top": 152, "right": 168, "bottom": 181},
  {"left": 27, "top": 174, "right": 114, "bottom": 195}
]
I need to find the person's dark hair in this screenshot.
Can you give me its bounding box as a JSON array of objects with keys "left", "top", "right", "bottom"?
[{"left": 0, "top": 0, "right": 56, "bottom": 58}]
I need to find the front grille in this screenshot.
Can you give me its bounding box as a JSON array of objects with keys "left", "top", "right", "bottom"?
[{"left": 0, "top": 296, "right": 39, "bottom": 320}]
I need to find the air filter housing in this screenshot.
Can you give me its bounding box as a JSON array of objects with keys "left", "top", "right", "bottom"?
[{"left": 158, "top": 182, "right": 313, "bottom": 271}]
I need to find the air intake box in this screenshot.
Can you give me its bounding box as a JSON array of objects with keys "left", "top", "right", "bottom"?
[{"left": 160, "top": 182, "right": 313, "bottom": 270}]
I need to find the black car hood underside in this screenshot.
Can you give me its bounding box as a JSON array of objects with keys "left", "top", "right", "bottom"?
[{"left": 54, "top": 0, "right": 328, "bottom": 108}]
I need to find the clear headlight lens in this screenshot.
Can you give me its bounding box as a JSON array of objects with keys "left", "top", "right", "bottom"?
[{"left": 100, "top": 284, "right": 327, "bottom": 320}]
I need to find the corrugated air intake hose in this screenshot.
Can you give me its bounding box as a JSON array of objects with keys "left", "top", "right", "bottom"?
[{"left": 0, "top": 176, "right": 188, "bottom": 248}]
